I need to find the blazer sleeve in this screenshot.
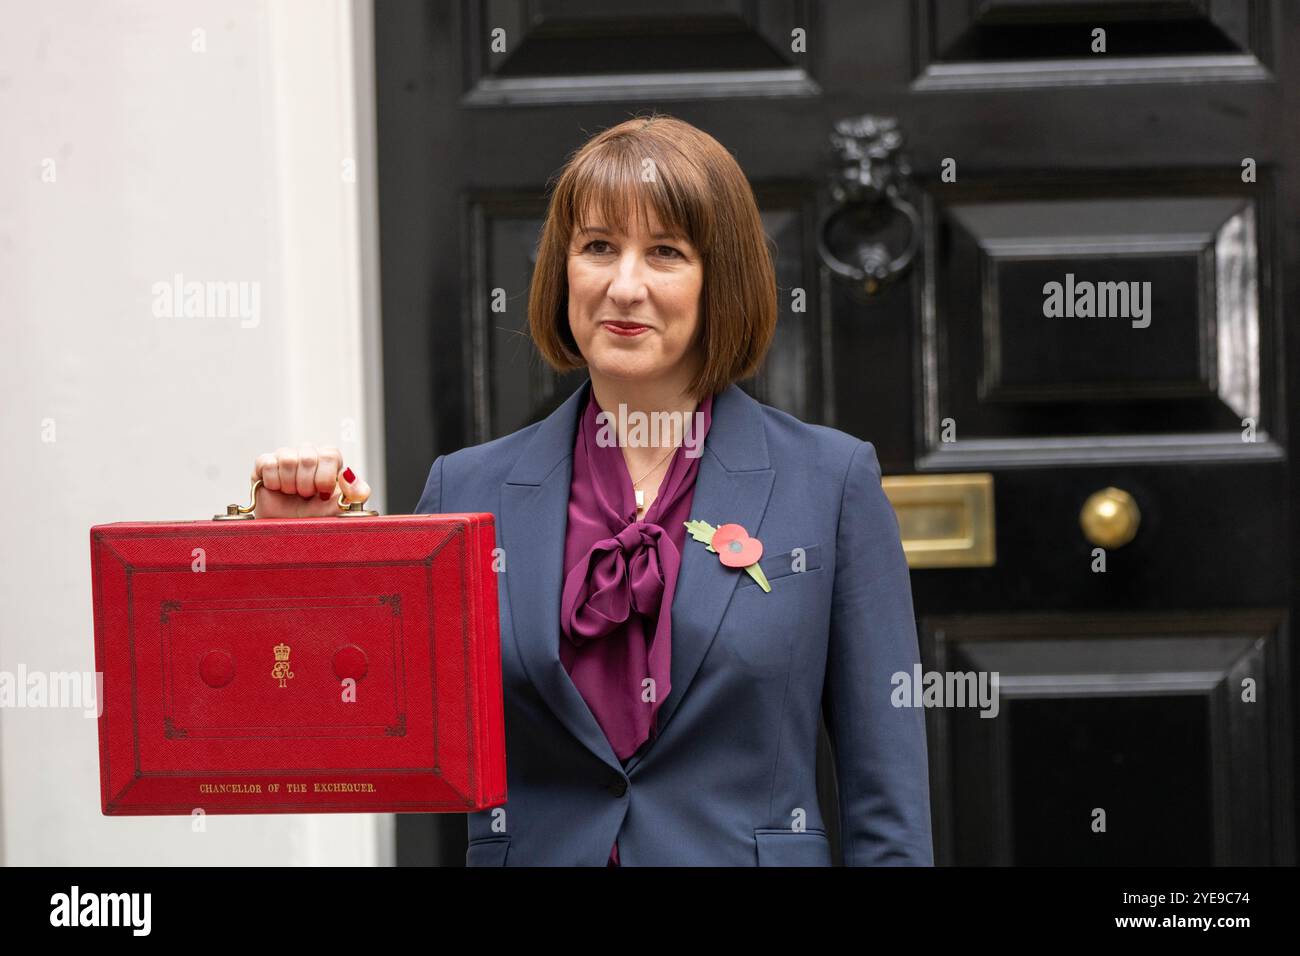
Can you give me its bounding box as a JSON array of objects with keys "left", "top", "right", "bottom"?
[
  {"left": 413, "top": 454, "right": 446, "bottom": 514},
  {"left": 823, "top": 440, "right": 935, "bottom": 865}
]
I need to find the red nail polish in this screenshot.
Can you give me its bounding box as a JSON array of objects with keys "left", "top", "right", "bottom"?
[{"left": 342, "top": 467, "right": 355, "bottom": 482}]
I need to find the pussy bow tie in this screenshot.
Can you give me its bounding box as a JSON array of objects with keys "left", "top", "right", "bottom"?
[{"left": 562, "top": 520, "right": 679, "bottom": 641}]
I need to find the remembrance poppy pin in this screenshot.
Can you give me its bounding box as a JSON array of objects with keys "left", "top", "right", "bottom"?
[{"left": 683, "top": 520, "right": 771, "bottom": 593}]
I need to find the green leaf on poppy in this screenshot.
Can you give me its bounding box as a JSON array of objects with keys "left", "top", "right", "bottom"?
[{"left": 683, "top": 519, "right": 718, "bottom": 552}]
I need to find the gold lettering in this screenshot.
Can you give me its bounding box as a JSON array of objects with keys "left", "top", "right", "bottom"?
[{"left": 195, "top": 781, "right": 379, "bottom": 795}]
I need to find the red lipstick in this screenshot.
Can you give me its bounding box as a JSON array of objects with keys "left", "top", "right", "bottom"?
[{"left": 602, "top": 321, "right": 648, "bottom": 337}]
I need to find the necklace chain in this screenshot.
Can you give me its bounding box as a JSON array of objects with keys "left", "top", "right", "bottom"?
[
  {"left": 631, "top": 440, "right": 680, "bottom": 514},
  {"left": 631, "top": 443, "right": 678, "bottom": 486}
]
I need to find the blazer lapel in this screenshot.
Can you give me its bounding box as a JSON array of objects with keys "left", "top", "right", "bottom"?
[
  {"left": 625, "top": 383, "right": 774, "bottom": 773},
  {"left": 501, "top": 378, "right": 623, "bottom": 774}
]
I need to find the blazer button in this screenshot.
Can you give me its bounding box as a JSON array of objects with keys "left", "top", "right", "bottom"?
[{"left": 608, "top": 777, "right": 628, "bottom": 797}]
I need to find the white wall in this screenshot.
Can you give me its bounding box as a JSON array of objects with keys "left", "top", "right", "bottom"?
[{"left": 0, "top": 0, "right": 391, "bottom": 865}]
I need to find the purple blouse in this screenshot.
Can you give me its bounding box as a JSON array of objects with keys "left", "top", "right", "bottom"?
[{"left": 559, "top": 383, "right": 714, "bottom": 866}]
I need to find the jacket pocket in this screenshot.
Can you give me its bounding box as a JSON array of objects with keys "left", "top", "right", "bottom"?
[
  {"left": 466, "top": 835, "right": 511, "bottom": 867},
  {"left": 753, "top": 827, "right": 832, "bottom": 866},
  {"left": 737, "top": 544, "right": 822, "bottom": 588}
]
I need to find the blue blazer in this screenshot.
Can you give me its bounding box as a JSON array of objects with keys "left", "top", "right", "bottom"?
[{"left": 415, "top": 377, "right": 934, "bottom": 866}]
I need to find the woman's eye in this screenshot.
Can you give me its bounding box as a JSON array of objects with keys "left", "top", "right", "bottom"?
[{"left": 579, "top": 240, "right": 682, "bottom": 258}]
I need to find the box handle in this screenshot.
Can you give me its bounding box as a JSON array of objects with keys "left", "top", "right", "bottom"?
[{"left": 213, "top": 477, "right": 379, "bottom": 520}]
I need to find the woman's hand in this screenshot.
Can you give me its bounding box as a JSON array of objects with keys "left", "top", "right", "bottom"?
[{"left": 250, "top": 444, "right": 371, "bottom": 518}]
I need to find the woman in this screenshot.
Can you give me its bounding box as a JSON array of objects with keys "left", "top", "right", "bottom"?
[{"left": 252, "top": 115, "right": 933, "bottom": 867}]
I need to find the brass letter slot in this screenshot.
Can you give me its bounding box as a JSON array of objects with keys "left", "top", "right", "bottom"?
[{"left": 880, "top": 473, "right": 995, "bottom": 569}]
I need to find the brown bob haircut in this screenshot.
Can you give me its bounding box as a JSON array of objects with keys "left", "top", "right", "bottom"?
[{"left": 528, "top": 113, "right": 777, "bottom": 400}]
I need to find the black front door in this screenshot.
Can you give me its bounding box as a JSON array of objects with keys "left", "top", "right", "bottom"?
[{"left": 376, "top": 0, "right": 1297, "bottom": 866}]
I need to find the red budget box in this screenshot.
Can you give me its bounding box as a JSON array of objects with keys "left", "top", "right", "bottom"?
[{"left": 89, "top": 509, "right": 506, "bottom": 815}]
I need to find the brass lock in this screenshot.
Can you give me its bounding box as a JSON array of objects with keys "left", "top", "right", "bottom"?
[{"left": 214, "top": 477, "right": 379, "bottom": 520}]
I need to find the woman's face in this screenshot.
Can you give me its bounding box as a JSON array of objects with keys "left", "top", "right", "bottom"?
[{"left": 566, "top": 203, "right": 704, "bottom": 391}]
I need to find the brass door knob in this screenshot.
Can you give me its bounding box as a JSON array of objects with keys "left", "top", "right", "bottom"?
[{"left": 1079, "top": 487, "right": 1140, "bottom": 549}]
